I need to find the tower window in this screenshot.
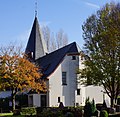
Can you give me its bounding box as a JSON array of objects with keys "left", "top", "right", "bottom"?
[
  {"left": 62, "top": 72, "right": 67, "bottom": 85},
  {"left": 77, "top": 89, "right": 80, "bottom": 95},
  {"left": 58, "top": 97, "right": 60, "bottom": 103},
  {"left": 72, "top": 56, "right": 76, "bottom": 60}
]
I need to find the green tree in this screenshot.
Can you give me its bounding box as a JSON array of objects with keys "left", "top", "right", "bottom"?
[
  {"left": 0, "top": 45, "right": 46, "bottom": 111},
  {"left": 81, "top": 2, "right": 120, "bottom": 107}
]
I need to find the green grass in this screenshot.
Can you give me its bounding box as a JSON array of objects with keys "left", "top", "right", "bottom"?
[
  {"left": 0, "top": 113, "right": 13, "bottom": 116},
  {"left": 12, "top": 115, "right": 25, "bottom": 117},
  {"left": 0, "top": 113, "right": 25, "bottom": 117}
]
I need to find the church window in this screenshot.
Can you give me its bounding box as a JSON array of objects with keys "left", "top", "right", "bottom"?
[
  {"left": 77, "top": 89, "right": 80, "bottom": 95},
  {"left": 58, "top": 97, "right": 60, "bottom": 103},
  {"left": 72, "top": 56, "right": 76, "bottom": 60},
  {"left": 62, "top": 72, "right": 67, "bottom": 85}
]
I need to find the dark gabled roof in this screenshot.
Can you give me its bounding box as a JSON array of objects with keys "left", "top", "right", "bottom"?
[{"left": 36, "top": 42, "right": 81, "bottom": 79}]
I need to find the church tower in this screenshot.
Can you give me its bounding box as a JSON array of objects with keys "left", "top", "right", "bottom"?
[{"left": 25, "top": 16, "right": 48, "bottom": 60}]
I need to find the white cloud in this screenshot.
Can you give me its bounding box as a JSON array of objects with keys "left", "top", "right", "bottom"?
[
  {"left": 85, "top": 2, "right": 100, "bottom": 9},
  {"left": 72, "top": 0, "right": 100, "bottom": 9}
]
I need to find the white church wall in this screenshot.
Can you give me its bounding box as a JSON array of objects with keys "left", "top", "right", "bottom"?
[
  {"left": 28, "top": 94, "right": 40, "bottom": 107},
  {"left": 75, "top": 85, "right": 86, "bottom": 106},
  {"left": 61, "top": 55, "right": 71, "bottom": 106},
  {"left": 75, "top": 56, "right": 86, "bottom": 106},
  {"left": 75, "top": 85, "right": 110, "bottom": 106},
  {"left": 61, "top": 54, "right": 80, "bottom": 106},
  {"left": 48, "top": 54, "right": 82, "bottom": 107},
  {"left": 76, "top": 56, "right": 111, "bottom": 106},
  {"left": 33, "top": 94, "right": 40, "bottom": 107},
  {"left": 85, "top": 85, "right": 110, "bottom": 105},
  {"left": 49, "top": 64, "right": 63, "bottom": 107}
]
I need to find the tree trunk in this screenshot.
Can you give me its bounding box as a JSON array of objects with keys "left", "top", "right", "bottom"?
[
  {"left": 12, "top": 89, "right": 16, "bottom": 111},
  {"left": 111, "top": 97, "right": 115, "bottom": 108}
]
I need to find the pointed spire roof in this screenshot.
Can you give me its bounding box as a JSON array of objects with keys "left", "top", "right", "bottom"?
[{"left": 25, "top": 17, "right": 48, "bottom": 60}]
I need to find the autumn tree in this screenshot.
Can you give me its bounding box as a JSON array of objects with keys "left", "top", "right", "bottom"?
[
  {"left": 80, "top": 2, "right": 120, "bottom": 107},
  {"left": 42, "top": 26, "right": 68, "bottom": 52},
  {"left": 0, "top": 45, "right": 46, "bottom": 111}
]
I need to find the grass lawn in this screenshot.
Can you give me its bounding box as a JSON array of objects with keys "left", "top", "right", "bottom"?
[
  {"left": 0, "top": 113, "right": 13, "bottom": 116},
  {"left": 0, "top": 113, "right": 25, "bottom": 117}
]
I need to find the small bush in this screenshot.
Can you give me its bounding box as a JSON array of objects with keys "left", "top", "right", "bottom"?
[
  {"left": 65, "top": 112, "right": 74, "bottom": 117},
  {"left": 84, "top": 97, "right": 97, "bottom": 117},
  {"left": 0, "top": 97, "right": 11, "bottom": 111},
  {"left": 84, "top": 102, "right": 93, "bottom": 117},
  {"left": 100, "top": 110, "right": 108, "bottom": 117},
  {"left": 36, "top": 107, "right": 83, "bottom": 117},
  {"left": 20, "top": 107, "right": 36, "bottom": 115},
  {"left": 40, "top": 108, "right": 64, "bottom": 117},
  {"left": 13, "top": 109, "right": 20, "bottom": 115},
  {"left": 36, "top": 107, "right": 43, "bottom": 115}
]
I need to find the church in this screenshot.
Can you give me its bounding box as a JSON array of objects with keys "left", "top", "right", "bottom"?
[
  {"left": 25, "top": 16, "right": 110, "bottom": 107},
  {"left": 0, "top": 16, "right": 110, "bottom": 107}
]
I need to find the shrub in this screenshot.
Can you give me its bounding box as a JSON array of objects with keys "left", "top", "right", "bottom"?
[
  {"left": 0, "top": 94, "right": 28, "bottom": 112},
  {"left": 40, "top": 108, "right": 64, "bottom": 117},
  {"left": 36, "top": 107, "right": 43, "bottom": 115},
  {"left": 100, "top": 110, "right": 108, "bottom": 117},
  {"left": 0, "top": 97, "right": 12, "bottom": 112},
  {"left": 20, "top": 107, "right": 36, "bottom": 115},
  {"left": 84, "top": 97, "right": 97, "bottom": 117},
  {"left": 15, "top": 94, "right": 28, "bottom": 107},
  {"left": 84, "top": 102, "right": 93, "bottom": 117},
  {"left": 65, "top": 112, "right": 74, "bottom": 117},
  {"left": 91, "top": 99, "right": 96, "bottom": 113},
  {"left": 36, "top": 107, "right": 83, "bottom": 117},
  {"left": 13, "top": 109, "right": 20, "bottom": 115}
]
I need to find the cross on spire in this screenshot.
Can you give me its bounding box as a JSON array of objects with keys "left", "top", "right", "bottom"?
[{"left": 35, "top": 0, "right": 37, "bottom": 17}]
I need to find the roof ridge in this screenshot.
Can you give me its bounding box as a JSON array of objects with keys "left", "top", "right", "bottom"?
[
  {"left": 47, "top": 42, "right": 76, "bottom": 55},
  {"left": 36, "top": 42, "right": 77, "bottom": 60}
]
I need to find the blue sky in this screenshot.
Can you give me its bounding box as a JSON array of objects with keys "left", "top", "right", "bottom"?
[{"left": 0, "top": 0, "right": 119, "bottom": 49}]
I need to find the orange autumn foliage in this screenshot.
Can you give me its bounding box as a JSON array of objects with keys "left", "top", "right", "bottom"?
[
  {"left": 0, "top": 54, "right": 46, "bottom": 93},
  {"left": 0, "top": 45, "right": 46, "bottom": 111}
]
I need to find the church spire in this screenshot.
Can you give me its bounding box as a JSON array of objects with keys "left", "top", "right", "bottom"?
[{"left": 25, "top": 17, "right": 48, "bottom": 60}]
